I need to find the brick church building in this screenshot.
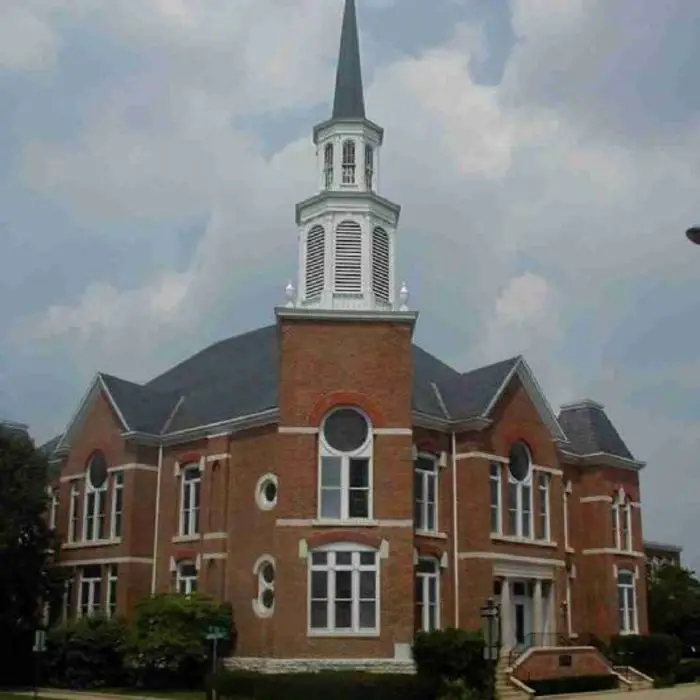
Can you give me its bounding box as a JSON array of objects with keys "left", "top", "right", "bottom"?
[{"left": 44, "top": 0, "right": 649, "bottom": 676}]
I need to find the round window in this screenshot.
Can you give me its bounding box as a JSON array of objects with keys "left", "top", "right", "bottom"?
[
  {"left": 323, "top": 408, "right": 369, "bottom": 452},
  {"left": 508, "top": 442, "right": 531, "bottom": 481},
  {"left": 256, "top": 474, "right": 278, "bottom": 511},
  {"left": 87, "top": 451, "right": 108, "bottom": 489},
  {"left": 260, "top": 562, "right": 275, "bottom": 585},
  {"left": 261, "top": 588, "right": 275, "bottom": 609},
  {"left": 263, "top": 480, "right": 277, "bottom": 504}
]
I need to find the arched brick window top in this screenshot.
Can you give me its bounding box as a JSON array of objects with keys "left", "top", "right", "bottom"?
[
  {"left": 308, "top": 391, "right": 385, "bottom": 428},
  {"left": 307, "top": 530, "right": 382, "bottom": 551}
]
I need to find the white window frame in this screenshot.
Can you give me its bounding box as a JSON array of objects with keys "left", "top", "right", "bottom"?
[
  {"left": 176, "top": 560, "right": 198, "bottom": 595},
  {"left": 617, "top": 568, "right": 638, "bottom": 635},
  {"left": 490, "top": 462, "right": 502, "bottom": 534},
  {"left": 364, "top": 144, "right": 374, "bottom": 189},
  {"left": 83, "top": 472, "right": 107, "bottom": 543},
  {"left": 416, "top": 558, "right": 440, "bottom": 632},
  {"left": 48, "top": 486, "right": 59, "bottom": 530},
  {"left": 68, "top": 483, "right": 80, "bottom": 542},
  {"left": 414, "top": 452, "right": 438, "bottom": 533},
  {"left": 612, "top": 496, "right": 620, "bottom": 549},
  {"left": 507, "top": 454, "right": 534, "bottom": 538},
  {"left": 179, "top": 463, "right": 201, "bottom": 536},
  {"left": 78, "top": 567, "right": 102, "bottom": 618},
  {"left": 308, "top": 543, "right": 379, "bottom": 636},
  {"left": 253, "top": 555, "right": 276, "bottom": 618},
  {"left": 110, "top": 471, "right": 124, "bottom": 539},
  {"left": 622, "top": 497, "right": 632, "bottom": 551},
  {"left": 106, "top": 564, "right": 118, "bottom": 618},
  {"left": 318, "top": 408, "right": 373, "bottom": 522},
  {"left": 341, "top": 139, "right": 356, "bottom": 184},
  {"left": 323, "top": 142, "right": 334, "bottom": 188},
  {"left": 537, "top": 471, "right": 551, "bottom": 541}
]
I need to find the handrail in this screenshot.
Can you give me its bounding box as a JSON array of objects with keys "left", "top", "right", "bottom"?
[{"left": 507, "top": 632, "right": 574, "bottom": 666}]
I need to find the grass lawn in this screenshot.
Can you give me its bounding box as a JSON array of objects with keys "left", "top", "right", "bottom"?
[{"left": 0, "top": 692, "right": 204, "bottom": 700}]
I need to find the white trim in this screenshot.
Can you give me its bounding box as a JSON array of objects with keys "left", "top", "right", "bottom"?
[
  {"left": 458, "top": 551, "right": 565, "bottom": 567},
  {"left": 414, "top": 451, "right": 438, "bottom": 534},
  {"left": 203, "top": 552, "right": 228, "bottom": 561},
  {"left": 581, "top": 495, "right": 613, "bottom": 503},
  {"left": 510, "top": 645, "right": 598, "bottom": 672},
  {"left": 491, "top": 534, "right": 557, "bottom": 548},
  {"left": 255, "top": 473, "right": 279, "bottom": 511},
  {"left": 279, "top": 426, "right": 319, "bottom": 435},
  {"left": 533, "top": 464, "right": 563, "bottom": 477},
  {"left": 109, "top": 470, "right": 124, "bottom": 540},
  {"left": 56, "top": 556, "right": 153, "bottom": 567},
  {"left": 630, "top": 501, "right": 641, "bottom": 508},
  {"left": 60, "top": 473, "right": 85, "bottom": 483},
  {"left": 172, "top": 533, "right": 201, "bottom": 543},
  {"left": 415, "top": 556, "right": 441, "bottom": 632},
  {"left": 206, "top": 453, "right": 230, "bottom": 463},
  {"left": 108, "top": 463, "right": 158, "bottom": 473},
  {"left": 62, "top": 538, "right": 121, "bottom": 550},
  {"left": 373, "top": 428, "right": 412, "bottom": 436},
  {"left": 276, "top": 518, "right": 413, "bottom": 528},
  {"left": 150, "top": 444, "right": 164, "bottom": 594},
  {"left": 457, "top": 451, "right": 507, "bottom": 462},
  {"left": 203, "top": 532, "right": 228, "bottom": 541},
  {"left": 582, "top": 548, "right": 645, "bottom": 557},
  {"left": 276, "top": 306, "right": 418, "bottom": 325},
  {"left": 207, "top": 431, "right": 232, "bottom": 440},
  {"left": 416, "top": 531, "right": 448, "bottom": 540}
]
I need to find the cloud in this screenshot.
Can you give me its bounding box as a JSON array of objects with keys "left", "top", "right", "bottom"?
[{"left": 0, "top": 4, "right": 59, "bottom": 71}]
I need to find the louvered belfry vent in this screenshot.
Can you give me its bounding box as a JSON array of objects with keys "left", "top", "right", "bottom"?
[
  {"left": 371, "top": 226, "right": 390, "bottom": 304},
  {"left": 305, "top": 225, "right": 325, "bottom": 301},
  {"left": 334, "top": 220, "right": 362, "bottom": 294}
]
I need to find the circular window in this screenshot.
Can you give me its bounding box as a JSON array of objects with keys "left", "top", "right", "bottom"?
[
  {"left": 256, "top": 474, "right": 279, "bottom": 511},
  {"left": 508, "top": 442, "right": 531, "bottom": 481},
  {"left": 260, "top": 562, "right": 275, "bottom": 585},
  {"left": 87, "top": 451, "right": 108, "bottom": 489},
  {"left": 323, "top": 408, "right": 369, "bottom": 452},
  {"left": 253, "top": 556, "right": 276, "bottom": 618},
  {"left": 261, "top": 588, "right": 275, "bottom": 609}
]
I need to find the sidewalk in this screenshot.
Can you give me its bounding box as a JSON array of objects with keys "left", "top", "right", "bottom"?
[{"left": 10, "top": 690, "right": 197, "bottom": 700}]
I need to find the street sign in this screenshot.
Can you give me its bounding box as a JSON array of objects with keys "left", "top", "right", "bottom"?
[
  {"left": 206, "top": 625, "right": 227, "bottom": 641},
  {"left": 33, "top": 630, "right": 46, "bottom": 653}
]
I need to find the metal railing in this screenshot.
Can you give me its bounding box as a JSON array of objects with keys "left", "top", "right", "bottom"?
[{"left": 507, "top": 632, "right": 573, "bottom": 666}]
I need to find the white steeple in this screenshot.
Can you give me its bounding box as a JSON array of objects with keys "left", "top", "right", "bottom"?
[{"left": 290, "top": 0, "right": 403, "bottom": 314}]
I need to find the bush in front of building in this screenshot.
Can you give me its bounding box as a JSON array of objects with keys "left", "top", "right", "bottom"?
[
  {"left": 127, "top": 592, "right": 234, "bottom": 690},
  {"left": 43, "top": 614, "right": 128, "bottom": 689},
  {"left": 674, "top": 658, "right": 700, "bottom": 684},
  {"left": 525, "top": 674, "right": 617, "bottom": 696},
  {"left": 608, "top": 632, "right": 682, "bottom": 681},
  {"left": 411, "top": 628, "right": 492, "bottom": 699},
  {"left": 207, "top": 669, "right": 436, "bottom": 700}
]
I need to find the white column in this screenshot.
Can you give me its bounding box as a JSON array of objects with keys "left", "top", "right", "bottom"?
[
  {"left": 533, "top": 578, "right": 543, "bottom": 646},
  {"left": 566, "top": 576, "right": 573, "bottom": 638},
  {"left": 501, "top": 578, "right": 512, "bottom": 650},
  {"left": 547, "top": 581, "right": 557, "bottom": 637}
]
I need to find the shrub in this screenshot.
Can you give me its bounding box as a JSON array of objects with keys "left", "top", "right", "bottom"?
[
  {"left": 412, "top": 628, "right": 492, "bottom": 698},
  {"left": 208, "top": 670, "right": 434, "bottom": 700},
  {"left": 675, "top": 658, "right": 700, "bottom": 684},
  {"left": 127, "top": 593, "right": 234, "bottom": 690},
  {"left": 609, "top": 633, "right": 682, "bottom": 679},
  {"left": 525, "top": 674, "right": 617, "bottom": 696},
  {"left": 43, "top": 615, "right": 128, "bottom": 689}
]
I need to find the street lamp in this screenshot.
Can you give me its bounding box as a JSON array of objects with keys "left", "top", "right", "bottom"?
[
  {"left": 686, "top": 226, "right": 700, "bottom": 245},
  {"left": 480, "top": 597, "right": 501, "bottom": 662}
]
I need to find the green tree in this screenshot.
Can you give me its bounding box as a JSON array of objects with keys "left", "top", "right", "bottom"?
[
  {"left": 648, "top": 563, "right": 700, "bottom": 650},
  {"left": 0, "top": 426, "right": 64, "bottom": 683}
]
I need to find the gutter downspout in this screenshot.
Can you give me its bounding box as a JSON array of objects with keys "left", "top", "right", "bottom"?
[
  {"left": 451, "top": 431, "right": 459, "bottom": 628},
  {"left": 150, "top": 443, "right": 163, "bottom": 595}
]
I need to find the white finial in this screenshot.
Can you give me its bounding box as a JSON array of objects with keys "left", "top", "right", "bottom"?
[
  {"left": 398, "top": 281, "right": 409, "bottom": 311},
  {"left": 285, "top": 281, "right": 296, "bottom": 308}
]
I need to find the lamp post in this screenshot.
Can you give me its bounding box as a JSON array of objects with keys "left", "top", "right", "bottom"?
[
  {"left": 480, "top": 597, "right": 501, "bottom": 662},
  {"left": 686, "top": 226, "right": 700, "bottom": 245}
]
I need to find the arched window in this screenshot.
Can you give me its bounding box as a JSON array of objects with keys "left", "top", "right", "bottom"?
[
  {"left": 365, "top": 144, "right": 374, "bottom": 190},
  {"left": 305, "top": 225, "right": 325, "bottom": 301},
  {"left": 334, "top": 220, "right": 362, "bottom": 294},
  {"left": 537, "top": 471, "right": 551, "bottom": 541},
  {"left": 84, "top": 451, "right": 108, "bottom": 542},
  {"left": 371, "top": 226, "right": 390, "bottom": 304},
  {"left": 308, "top": 543, "right": 379, "bottom": 634},
  {"left": 48, "top": 486, "right": 59, "bottom": 530},
  {"left": 342, "top": 139, "right": 356, "bottom": 184},
  {"left": 179, "top": 463, "right": 201, "bottom": 536},
  {"left": 415, "top": 558, "right": 440, "bottom": 632},
  {"left": 617, "top": 569, "right": 637, "bottom": 634},
  {"left": 253, "top": 556, "right": 276, "bottom": 617},
  {"left": 414, "top": 452, "right": 437, "bottom": 533},
  {"left": 318, "top": 407, "right": 372, "bottom": 521},
  {"left": 176, "top": 560, "right": 198, "bottom": 595},
  {"left": 324, "top": 143, "right": 334, "bottom": 188},
  {"left": 612, "top": 489, "right": 632, "bottom": 551},
  {"left": 506, "top": 442, "right": 533, "bottom": 538}
]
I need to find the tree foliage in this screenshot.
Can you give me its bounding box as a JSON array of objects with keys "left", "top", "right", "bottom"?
[
  {"left": 0, "top": 426, "right": 65, "bottom": 683},
  {"left": 648, "top": 563, "right": 700, "bottom": 653}
]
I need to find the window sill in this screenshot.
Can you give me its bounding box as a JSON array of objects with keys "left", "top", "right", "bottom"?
[
  {"left": 416, "top": 530, "right": 448, "bottom": 540},
  {"left": 312, "top": 519, "right": 379, "bottom": 528},
  {"left": 172, "top": 534, "right": 201, "bottom": 543},
  {"left": 566, "top": 547, "right": 576, "bottom": 554},
  {"left": 63, "top": 538, "right": 121, "bottom": 550},
  {"left": 307, "top": 630, "right": 380, "bottom": 639},
  {"left": 491, "top": 534, "right": 558, "bottom": 548}
]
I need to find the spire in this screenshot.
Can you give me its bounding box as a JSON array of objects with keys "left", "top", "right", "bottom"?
[{"left": 332, "top": 0, "right": 366, "bottom": 120}]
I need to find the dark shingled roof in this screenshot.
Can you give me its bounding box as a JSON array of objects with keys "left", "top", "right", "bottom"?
[
  {"left": 557, "top": 400, "right": 635, "bottom": 460},
  {"left": 332, "top": 0, "right": 366, "bottom": 120}
]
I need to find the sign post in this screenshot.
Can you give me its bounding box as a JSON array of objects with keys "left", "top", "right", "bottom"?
[
  {"left": 33, "top": 629, "right": 47, "bottom": 700},
  {"left": 205, "top": 626, "right": 228, "bottom": 700}
]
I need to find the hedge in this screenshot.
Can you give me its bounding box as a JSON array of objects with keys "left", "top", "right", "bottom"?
[
  {"left": 525, "top": 674, "right": 617, "bottom": 696},
  {"left": 207, "top": 670, "right": 436, "bottom": 700},
  {"left": 609, "top": 633, "right": 682, "bottom": 680},
  {"left": 675, "top": 658, "right": 700, "bottom": 684}
]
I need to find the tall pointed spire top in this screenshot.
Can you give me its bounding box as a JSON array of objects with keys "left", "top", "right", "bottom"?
[{"left": 332, "top": 0, "right": 366, "bottom": 120}]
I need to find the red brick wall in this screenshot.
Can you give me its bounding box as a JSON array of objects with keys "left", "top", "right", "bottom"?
[{"left": 514, "top": 647, "right": 612, "bottom": 682}]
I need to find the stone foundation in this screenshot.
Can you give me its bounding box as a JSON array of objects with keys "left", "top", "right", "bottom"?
[{"left": 224, "top": 656, "right": 416, "bottom": 675}]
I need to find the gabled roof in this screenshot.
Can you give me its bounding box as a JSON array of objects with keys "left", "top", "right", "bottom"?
[{"left": 558, "top": 399, "right": 635, "bottom": 460}]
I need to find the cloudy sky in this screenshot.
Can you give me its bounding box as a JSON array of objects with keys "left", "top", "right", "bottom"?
[{"left": 1, "top": 0, "right": 699, "bottom": 570}]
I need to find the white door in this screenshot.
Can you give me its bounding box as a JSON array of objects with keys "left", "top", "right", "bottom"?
[{"left": 512, "top": 581, "right": 533, "bottom": 648}]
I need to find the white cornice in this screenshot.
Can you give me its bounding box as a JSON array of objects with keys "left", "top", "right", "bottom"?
[{"left": 275, "top": 306, "right": 418, "bottom": 327}]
